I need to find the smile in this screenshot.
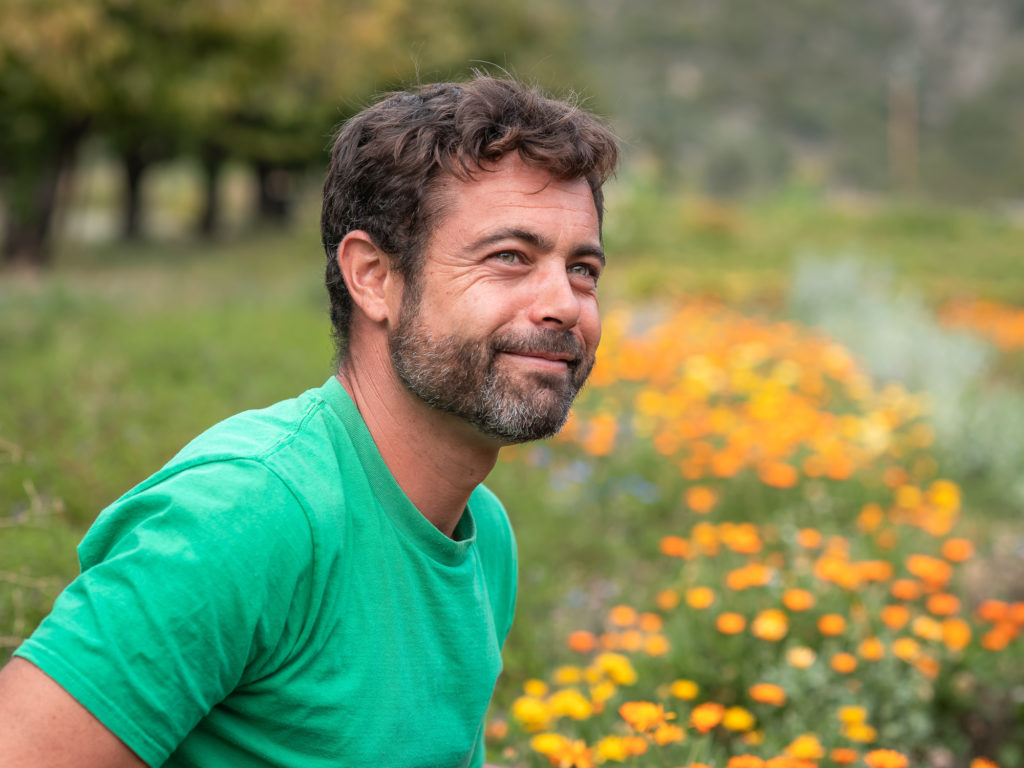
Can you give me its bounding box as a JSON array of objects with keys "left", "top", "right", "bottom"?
[{"left": 498, "top": 351, "right": 574, "bottom": 372}]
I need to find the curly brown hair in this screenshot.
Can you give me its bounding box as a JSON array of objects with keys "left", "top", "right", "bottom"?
[{"left": 321, "top": 74, "right": 619, "bottom": 357}]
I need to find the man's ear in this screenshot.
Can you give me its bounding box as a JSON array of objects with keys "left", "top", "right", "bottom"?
[{"left": 336, "top": 231, "right": 397, "bottom": 324}]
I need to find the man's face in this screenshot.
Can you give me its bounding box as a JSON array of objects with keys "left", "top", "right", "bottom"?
[{"left": 388, "top": 154, "right": 604, "bottom": 445}]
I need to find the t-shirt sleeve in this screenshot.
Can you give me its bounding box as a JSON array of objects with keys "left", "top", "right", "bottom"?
[{"left": 14, "top": 459, "right": 314, "bottom": 767}]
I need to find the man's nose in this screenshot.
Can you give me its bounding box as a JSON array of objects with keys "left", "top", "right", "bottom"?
[{"left": 529, "top": 264, "right": 581, "bottom": 328}]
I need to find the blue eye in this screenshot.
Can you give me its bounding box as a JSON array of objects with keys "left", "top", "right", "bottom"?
[{"left": 569, "top": 263, "right": 600, "bottom": 280}]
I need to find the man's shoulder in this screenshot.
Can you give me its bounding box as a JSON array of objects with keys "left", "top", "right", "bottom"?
[{"left": 171, "top": 384, "right": 334, "bottom": 468}]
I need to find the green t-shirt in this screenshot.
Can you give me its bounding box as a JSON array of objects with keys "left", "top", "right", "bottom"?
[{"left": 16, "top": 377, "right": 517, "bottom": 767}]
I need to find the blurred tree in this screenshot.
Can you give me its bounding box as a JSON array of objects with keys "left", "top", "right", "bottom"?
[
  {"left": 0, "top": 1, "right": 119, "bottom": 265},
  {"left": 0, "top": 0, "right": 580, "bottom": 258},
  {"left": 577, "top": 0, "right": 1024, "bottom": 200}
]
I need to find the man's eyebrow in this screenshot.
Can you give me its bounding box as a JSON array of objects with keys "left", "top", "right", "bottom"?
[{"left": 468, "top": 227, "right": 606, "bottom": 266}]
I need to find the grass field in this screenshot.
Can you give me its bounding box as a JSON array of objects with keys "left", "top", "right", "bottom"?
[{"left": 2, "top": 188, "right": 1023, "bottom": 766}]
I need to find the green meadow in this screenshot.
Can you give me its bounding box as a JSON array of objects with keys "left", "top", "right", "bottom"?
[{"left": 3, "top": 185, "right": 1024, "bottom": 765}]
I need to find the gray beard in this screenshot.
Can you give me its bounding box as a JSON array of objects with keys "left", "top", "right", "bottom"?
[{"left": 388, "top": 302, "right": 594, "bottom": 444}]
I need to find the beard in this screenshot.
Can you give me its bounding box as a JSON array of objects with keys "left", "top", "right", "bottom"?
[{"left": 388, "top": 297, "right": 595, "bottom": 444}]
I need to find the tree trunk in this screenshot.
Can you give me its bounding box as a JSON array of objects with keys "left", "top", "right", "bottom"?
[
  {"left": 197, "top": 144, "right": 226, "bottom": 238},
  {"left": 1, "top": 120, "right": 88, "bottom": 268},
  {"left": 121, "top": 147, "right": 148, "bottom": 240},
  {"left": 254, "top": 161, "right": 293, "bottom": 225}
]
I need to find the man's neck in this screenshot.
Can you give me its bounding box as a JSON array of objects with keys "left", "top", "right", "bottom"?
[{"left": 336, "top": 356, "right": 500, "bottom": 539}]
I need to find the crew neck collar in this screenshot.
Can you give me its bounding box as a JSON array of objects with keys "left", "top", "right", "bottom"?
[{"left": 320, "top": 376, "right": 477, "bottom": 565}]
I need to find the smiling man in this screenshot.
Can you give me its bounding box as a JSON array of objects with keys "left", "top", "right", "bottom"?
[{"left": 0, "top": 76, "right": 617, "bottom": 767}]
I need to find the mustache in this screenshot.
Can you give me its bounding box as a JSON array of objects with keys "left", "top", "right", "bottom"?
[{"left": 490, "top": 329, "right": 586, "bottom": 365}]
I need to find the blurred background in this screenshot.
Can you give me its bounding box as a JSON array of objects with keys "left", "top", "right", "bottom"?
[{"left": 3, "top": 1, "right": 1024, "bottom": 765}]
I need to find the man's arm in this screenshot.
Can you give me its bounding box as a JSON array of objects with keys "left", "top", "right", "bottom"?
[{"left": 0, "top": 657, "right": 147, "bottom": 768}]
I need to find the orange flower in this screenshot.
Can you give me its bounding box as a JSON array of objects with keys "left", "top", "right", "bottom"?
[
  {"left": 620, "top": 630, "right": 643, "bottom": 652},
  {"left": 926, "top": 593, "right": 961, "bottom": 616},
  {"left": 980, "top": 624, "right": 1017, "bottom": 651},
  {"left": 830, "top": 749, "right": 859, "bottom": 765},
  {"left": 619, "top": 701, "right": 672, "bottom": 733},
  {"left": 970, "top": 758, "right": 1000, "bottom": 768},
  {"left": 977, "top": 600, "right": 1008, "bottom": 623},
  {"left": 639, "top": 612, "right": 663, "bottom": 632},
  {"left": 685, "top": 485, "right": 719, "bottom": 514},
  {"left": 782, "top": 588, "right": 816, "bottom": 612},
  {"left": 692, "top": 522, "right": 720, "bottom": 556},
  {"left": 864, "top": 749, "right": 909, "bottom": 768},
  {"left": 567, "top": 630, "right": 597, "bottom": 653},
  {"left": 609, "top": 605, "right": 638, "bottom": 627},
  {"left": 643, "top": 634, "right": 670, "bottom": 656},
  {"left": 856, "top": 560, "right": 893, "bottom": 582},
  {"left": 721, "top": 522, "right": 763, "bottom": 554},
  {"left": 830, "top": 652, "right": 858, "bottom": 674},
  {"left": 751, "top": 609, "right": 789, "bottom": 642},
  {"left": 656, "top": 588, "right": 680, "bottom": 611},
  {"left": 686, "top": 586, "right": 716, "bottom": 609},
  {"left": 941, "top": 537, "right": 974, "bottom": 562},
  {"left": 659, "top": 535, "right": 690, "bottom": 558},
  {"left": 914, "top": 653, "right": 941, "bottom": 678},
  {"left": 890, "top": 579, "right": 921, "bottom": 601},
  {"left": 880, "top": 605, "right": 910, "bottom": 630},
  {"left": 858, "top": 636, "right": 886, "bottom": 661},
  {"left": 796, "top": 528, "right": 822, "bottom": 548},
  {"left": 690, "top": 702, "right": 725, "bottom": 732},
  {"left": 942, "top": 618, "right": 972, "bottom": 651},
  {"left": 759, "top": 461, "right": 799, "bottom": 488},
  {"left": 727, "top": 757, "right": 765, "bottom": 768},
  {"left": 817, "top": 613, "right": 847, "bottom": 636},
  {"left": 652, "top": 723, "right": 685, "bottom": 745},
  {"left": 716, "top": 612, "right": 747, "bottom": 634},
  {"left": 727, "top": 563, "right": 773, "bottom": 591},
  {"left": 749, "top": 682, "right": 787, "bottom": 706},
  {"left": 892, "top": 637, "right": 920, "bottom": 661},
  {"left": 906, "top": 554, "right": 952, "bottom": 588}
]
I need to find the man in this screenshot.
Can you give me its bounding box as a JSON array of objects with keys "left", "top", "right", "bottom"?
[{"left": 0, "top": 75, "right": 617, "bottom": 766}]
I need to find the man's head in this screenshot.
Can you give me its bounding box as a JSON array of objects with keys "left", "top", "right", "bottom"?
[{"left": 321, "top": 74, "right": 618, "bottom": 356}]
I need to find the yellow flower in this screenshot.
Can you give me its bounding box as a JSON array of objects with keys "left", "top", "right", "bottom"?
[
  {"left": 524, "top": 679, "right": 548, "bottom": 697},
  {"left": 594, "top": 652, "right": 637, "bottom": 686},
  {"left": 670, "top": 679, "right": 699, "bottom": 700},
  {"left": 530, "top": 732, "right": 567, "bottom": 755},
  {"left": 837, "top": 706, "right": 867, "bottom": 724},
  {"left": 553, "top": 665, "right": 582, "bottom": 686},
  {"left": 590, "top": 680, "right": 617, "bottom": 705},
  {"left": 512, "top": 696, "right": 550, "bottom": 731},
  {"left": 548, "top": 688, "right": 593, "bottom": 721},
  {"left": 686, "top": 586, "right": 716, "bottom": 609},
  {"left": 786, "top": 734, "right": 825, "bottom": 760},
  {"left": 723, "top": 706, "right": 756, "bottom": 732},
  {"left": 751, "top": 609, "right": 789, "bottom": 642},
  {"left": 843, "top": 722, "right": 878, "bottom": 743},
  {"left": 596, "top": 736, "right": 629, "bottom": 762},
  {"left": 786, "top": 646, "right": 816, "bottom": 669}
]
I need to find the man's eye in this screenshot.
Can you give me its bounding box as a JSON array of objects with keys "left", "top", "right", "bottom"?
[
  {"left": 493, "top": 251, "right": 519, "bottom": 264},
  {"left": 569, "top": 263, "right": 599, "bottom": 280}
]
